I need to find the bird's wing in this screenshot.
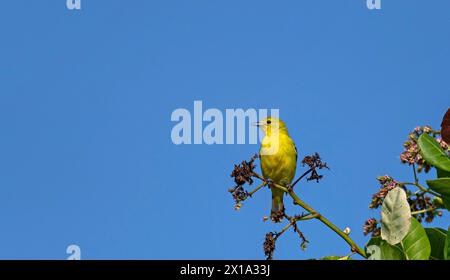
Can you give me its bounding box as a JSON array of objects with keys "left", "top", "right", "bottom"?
[{"left": 294, "top": 143, "right": 298, "bottom": 163}]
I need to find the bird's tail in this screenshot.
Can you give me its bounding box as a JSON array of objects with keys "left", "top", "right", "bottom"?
[{"left": 271, "top": 188, "right": 285, "bottom": 223}]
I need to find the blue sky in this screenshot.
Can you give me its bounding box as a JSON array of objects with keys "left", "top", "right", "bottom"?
[{"left": 0, "top": 0, "right": 449, "bottom": 259}]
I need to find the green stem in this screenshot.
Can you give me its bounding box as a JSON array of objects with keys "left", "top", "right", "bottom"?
[
  {"left": 411, "top": 207, "right": 436, "bottom": 215},
  {"left": 398, "top": 182, "right": 441, "bottom": 198},
  {"left": 270, "top": 182, "right": 367, "bottom": 258},
  {"left": 247, "top": 182, "right": 267, "bottom": 197},
  {"left": 412, "top": 164, "right": 419, "bottom": 185},
  {"left": 275, "top": 219, "right": 296, "bottom": 239},
  {"left": 400, "top": 241, "right": 409, "bottom": 260},
  {"left": 297, "top": 213, "right": 320, "bottom": 221},
  {"left": 288, "top": 190, "right": 367, "bottom": 258}
]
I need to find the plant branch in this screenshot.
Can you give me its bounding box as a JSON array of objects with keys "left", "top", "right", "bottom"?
[
  {"left": 232, "top": 154, "right": 366, "bottom": 259},
  {"left": 269, "top": 182, "right": 289, "bottom": 193},
  {"left": 277, "top": 214, "right": 310, "bottom": 249},
  {"left": 253, "top": 171, "right": 367, "bottom": 259},
  {"left": 412, "top": 164, "right": 419, "bottom": 185},
  {"left": 398, "top": 182, "right": 441, "bottom": 198},
  {"left": 248, "top": 182, "right": 267, "bottom": 197},
  {"left": 290, "top": 169, "right": 313, "bottom": 189},
  {"left": 274, "top": 219, "right": 295, "bottom": 240},
  {"left": 411, "top": 207, "right": 436, "bottom": 215},
  {"left": 287, "top": 188, "right": 367, "bottom": 258},
  {"left": 297, "top": 213, "right": 320, "bottom": 221}
]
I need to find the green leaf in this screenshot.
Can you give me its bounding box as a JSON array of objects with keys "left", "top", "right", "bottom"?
[
  {"left": 444, "top": 198, "right": 450, "bottom": 212},
  {"left": 401, "top": 218, "right": 431, "bottom": 260},
  {"left": 320, "top": 256, "right": 345, "bottom": 260},
  {"left": 417, "top": 133, "right": 450, "bottom": 172},
  {"left": 427, "top": 178, "right": 450, "bottom": 211},
  {"left": 366, "top": 237, "right": 405, "bottom": 260},
  {"left": 381, "top": 188, "right": 412, "bottom": 245},
  {"left": 426, "top": 178, "right": 450, "bottom": 196},
  {"left": 437, "top": 168, "right": 450, "bottom": 178},
  {"left": 425, "top": 228, "right": 448, "bottom": 260}
]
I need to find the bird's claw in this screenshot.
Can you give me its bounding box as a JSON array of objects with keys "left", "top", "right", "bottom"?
[{"left": 286, "top": 184, "right": 293, "bottom": 192}]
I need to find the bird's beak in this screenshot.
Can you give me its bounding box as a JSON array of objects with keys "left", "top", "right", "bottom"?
[{"left": 252, "top": 122, "right": 261, "bottom": 127}]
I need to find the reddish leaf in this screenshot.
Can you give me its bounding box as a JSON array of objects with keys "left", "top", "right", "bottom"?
[{"left": 442, "top": 108, "right": 450, "bottom": 144}]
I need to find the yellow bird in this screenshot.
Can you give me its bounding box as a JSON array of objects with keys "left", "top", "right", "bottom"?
[{"left": 256, "top": 117, "right": 297, "bottom": 222}]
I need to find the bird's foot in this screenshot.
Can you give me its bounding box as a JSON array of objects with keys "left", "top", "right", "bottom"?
[
  {"left": 286, "top": 183, "right": 293, "bottom": 192},
  {"left": 266, "top": 179, "right": 274, "bottom": 188}
]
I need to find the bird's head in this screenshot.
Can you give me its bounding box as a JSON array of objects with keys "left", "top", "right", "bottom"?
[{"left": 254, "top": 117, "right": 287, "bottom": 136}]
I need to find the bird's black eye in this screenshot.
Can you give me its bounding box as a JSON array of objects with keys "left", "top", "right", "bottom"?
[{"left": 267, "top": 120, "right": 271, "bottom": 124}]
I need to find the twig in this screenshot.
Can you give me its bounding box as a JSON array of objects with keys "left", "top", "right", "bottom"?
[
  {"left": 398, "top": 182, "right": 441, "bottom": 198},
  {"left": 290, "top": 169, "right": 313, "bottom": 189},
  {"left": 287, "top": 188, "right": 367, "bottom": 258},
  {"left": 412, "top": 164, "right": 419, "bottom": 185},
  {"left": 251, "top": 172, "right": 266, "bottom": 182},
  {"left": 275, "top": 214, "right": 309, "bottom": 249},
  {"left": 254, "top": 172, "right": 367, "bottom": 258},
  {"left": 248, "top": 182, "right": 267, "bottom": 197},
  {"left": 411, "top": 207, "right": 437, "bottom": 215},
  {"left": 269, "top": 182, "right": 289, "bottom": 193},
  {"left": 297, "top": 213, "right": 320, "bottom": 221},
  {"left": 274, "top": 220, "right": 295, "bottom": 240}
]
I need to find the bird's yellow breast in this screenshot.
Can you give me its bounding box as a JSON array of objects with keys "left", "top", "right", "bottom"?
[{"left": 260, "top": 132, "right": 297, "bottom": 186}]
